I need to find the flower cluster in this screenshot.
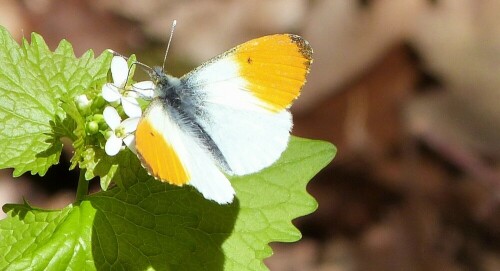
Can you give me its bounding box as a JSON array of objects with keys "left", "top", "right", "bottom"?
[{"left": 101, "top": 56, "right": 155, "bottom": 156}]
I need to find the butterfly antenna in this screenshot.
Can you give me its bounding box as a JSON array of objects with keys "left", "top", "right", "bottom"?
[{"left": 162, "top": 19, "right": 177, "bottom": 71}]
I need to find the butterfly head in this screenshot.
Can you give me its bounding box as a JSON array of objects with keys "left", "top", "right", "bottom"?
[
  {"left": 149, "top": 66, "right": 181, "bottom": 99},
  {"left": 150, "top": 66, "right": 168, "bottom": 85}
]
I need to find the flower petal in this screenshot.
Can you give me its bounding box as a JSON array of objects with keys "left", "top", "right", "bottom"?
[
  {"left": 132, "top": 81, "right": 156, "bottom": 99},
  {"left": 124, "top": 90, "right": 138, "bottom": 99},
  {"left": 122, "top": 117, "right": 140, "bottom": 133},
  {"left": 123, "top": 134, "right": 137, "bottom": 154},
  {"left": 122, "top": 96, "right": 142, "bottom": 118},
  {"left": 103, "top": 106, "right": 121, "bottom": 130},
  {"left": 102, "top": 83, "right": 122, "bottom": 103},
  {"left": 105, "top": 134, "right": 123, "bottom": 156},
  {"left": 111, "top": 56, "right": 129, "bottom": 88}
]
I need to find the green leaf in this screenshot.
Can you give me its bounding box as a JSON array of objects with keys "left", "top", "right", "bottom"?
[
  {"left": 0, "top": 137, "right": 335, "bottom": 270},
  {"left": 0, "top": 202, "right": 96, "bottom": 270},
  {"left": 223, "top": 137, "right": 334, "bottom": 270},
  {"left": 0, "top": 26, "right": 111, "bottom": 177},
  {"left": 80, "top": 147, "right": 134, "bottom": 190}
]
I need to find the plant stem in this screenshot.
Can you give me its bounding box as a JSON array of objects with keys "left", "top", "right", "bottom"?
[{"left": 75, "top": 169, "right": 89, "bottom": 202}]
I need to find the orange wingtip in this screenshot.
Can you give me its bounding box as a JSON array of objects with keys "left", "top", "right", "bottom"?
[
  {"left": 232, "top": 34, "right": 313, "bottom": 111},
  {"left": 135, "top": 118, "right": 190, "bottom": 186}
]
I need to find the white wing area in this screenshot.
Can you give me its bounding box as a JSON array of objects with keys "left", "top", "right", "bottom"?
[
  {"left": 145, "top": 102, "right": 235, "bottom": 204},
  {"left": 184, "top": 58, "right": 293, "bottom": 176}
]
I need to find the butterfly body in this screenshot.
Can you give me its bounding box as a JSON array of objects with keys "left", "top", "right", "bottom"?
[{"left": 135, "top": 34, "right": 313, "bottom": 204}]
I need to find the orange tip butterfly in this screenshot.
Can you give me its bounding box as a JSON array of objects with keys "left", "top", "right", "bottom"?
[{"left": 130, "top": 31, "right": 312, "bottom": 204}]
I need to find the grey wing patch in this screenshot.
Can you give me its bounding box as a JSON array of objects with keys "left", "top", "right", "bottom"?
[{"left": 161, "top": 81, "right": 233, "bottom": 174}]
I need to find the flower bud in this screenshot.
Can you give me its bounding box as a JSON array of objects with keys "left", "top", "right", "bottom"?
[
  {"left": 75, "top": 94, "right": 91, "bottom": 114},
  {"left": 86, "top": 121, "right": 99, "bottom": 135}
]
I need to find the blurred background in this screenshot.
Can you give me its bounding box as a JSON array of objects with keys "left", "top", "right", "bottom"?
[{"left": 1, "top": 0, "right": 499, "bottom": 270}]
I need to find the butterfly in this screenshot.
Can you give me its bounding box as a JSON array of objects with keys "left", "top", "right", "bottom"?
[{"left": 133, "top": 34, "right": 313, "bottom": 204}]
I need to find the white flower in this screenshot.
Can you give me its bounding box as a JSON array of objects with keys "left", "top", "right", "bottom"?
[
  {"left": 103, "top": 106, "right": 140, "bottom": 156},
  {"left": 102, "top": 56, "right": 155, "bottom": 118}
]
